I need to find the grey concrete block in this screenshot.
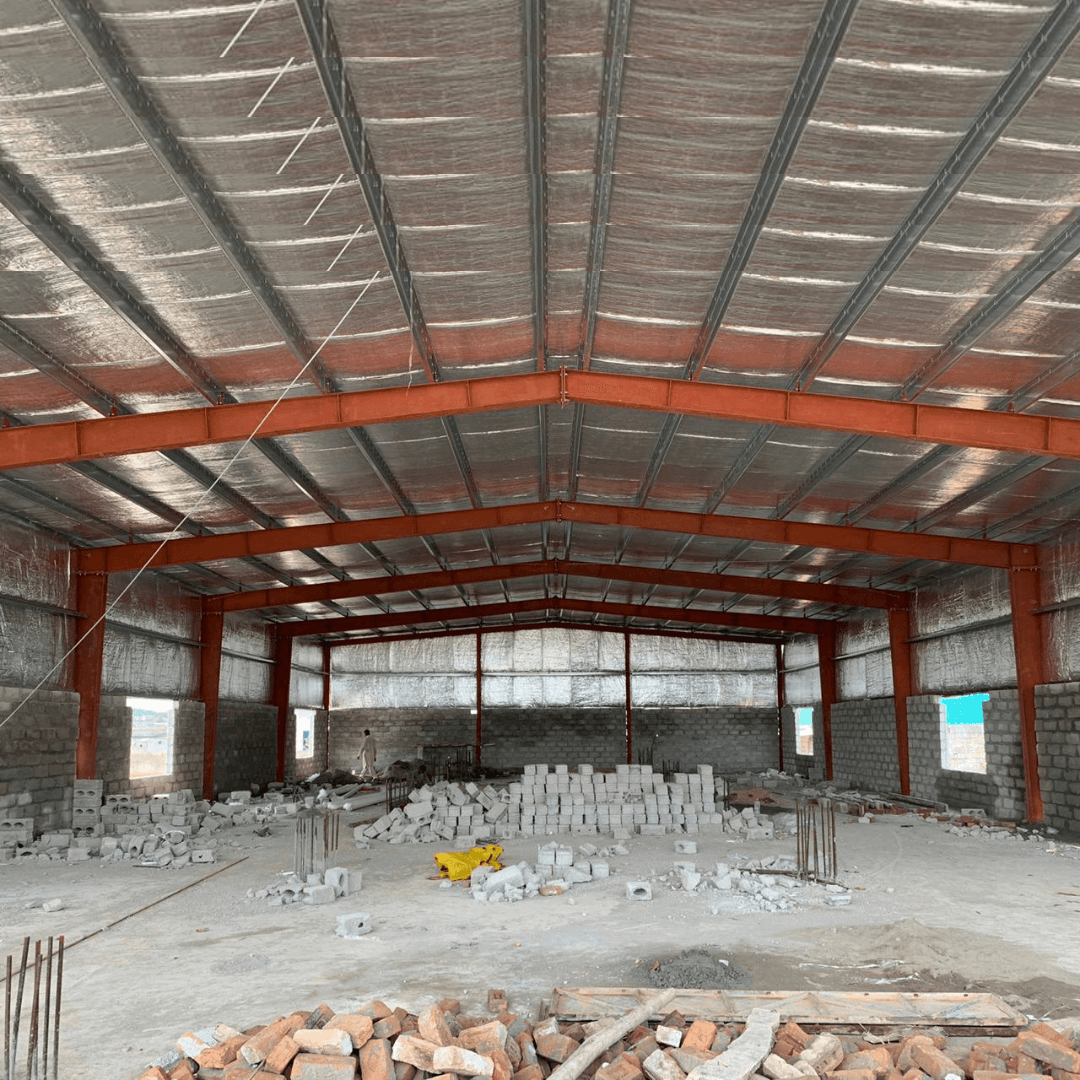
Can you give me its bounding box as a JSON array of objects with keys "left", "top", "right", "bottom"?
[
  {"left": 626, "top": 880, "right": 652, "bottom": 901},
  {"left": 336, "top": 911, "right": 373, "bottom": 938}
]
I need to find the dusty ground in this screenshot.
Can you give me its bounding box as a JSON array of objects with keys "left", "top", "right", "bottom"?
[{"left": 2, "top": 809, "right": 1079, "bottom": 1080}]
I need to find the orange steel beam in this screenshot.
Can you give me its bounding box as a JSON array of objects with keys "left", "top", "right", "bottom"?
[
  {"left": 1009, "top": 565, "right": 1047, "bottom": 822},
  {"left": 817, "top": 626, "right": 838, "bottom": 782},
  {"left": 73, "top": 570, "right": 107, "bottom": 780},
  {"left": 212, "top": 557, "right": 905, "bottom": 614},
  {"left": 323, "top": 620, "right": 777, "bottom": 649},
  {"left": 475, "top": 632, "right": 483, "bottom": 769},
  {"left": 888, "top": 607, "right": 913, "bottom": 796},
  {"left": 76, "top": 500, "right": 1037, "bottom": 575},
  {"left": 279, "top": 596, "right": 820, "bottom": 639},
  {"left": 199, "top": 605, "right": 224, "bottom": 801},
  {"left": 7, "top": 370, "right": 1080, "bottom": 471},
  {"left": 272, "top": 630, "right": 292, "bottom": 785},
  {"left": 775, "top": 642, "right": 785, "bottom": 774}
]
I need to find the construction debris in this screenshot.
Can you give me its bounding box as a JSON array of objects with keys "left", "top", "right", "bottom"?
[
  {"left": 247, "top": 865, "right": 358, "bottom": 906},
  {"left": 138, "top": 989, "right": 1073, "bottom": 1080}
]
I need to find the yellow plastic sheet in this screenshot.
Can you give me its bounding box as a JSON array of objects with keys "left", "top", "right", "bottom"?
[{"left": 433, "top": 844, "right": 503, "bottom": 881}]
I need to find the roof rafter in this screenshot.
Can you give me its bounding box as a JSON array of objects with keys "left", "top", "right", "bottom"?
[
  {"left": 325, "top": 619, "right": 777, "bottom": 649},
  {"left": 793, "top": 0, "right": 1080, "bottom": 391},
  {"left": 212, "top": 556, "right": 905, "bottom": 614},
  {"left": 281, "top": 595, "right": 814, "bottom": 639},
  {"left": 51, "top": 0, "right": 444, "bottom": 554},
  {"left": 10, "top": 370, "right": 1080, "bottom": 471},
  {"left": 568, "top": 0, "right": 632, "bottom": 502},
  {"left": 74, "top": 499, "right": 1037, "bottom": 575},
  {"left": 294, "top": 0, "right": 493, "bottom": 553},
  {"left": 618, "top": 0, "right": 859, "bottom": 545},
  {"left": 685, "top": 0, "right": 859, "bottom": 382}
]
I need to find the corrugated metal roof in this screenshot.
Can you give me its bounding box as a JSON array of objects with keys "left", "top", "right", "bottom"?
[{"left": 0, "top": 0, "right": 1078, "bottom": 643}]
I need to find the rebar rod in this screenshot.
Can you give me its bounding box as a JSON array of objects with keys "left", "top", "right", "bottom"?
[
  {"left": 27, "top": 941, "right": 40, "bottom": 1080},
  {"left": 50, "top": 939, "right": 62, "bottom": 1080},
  {"left": 4, "top": 954, "right": 11, "bottom": 1080},
  {"left": 40, "top": 941, "right": 51, "bottom": 1080},
  {"left": 10, "top": 938, "right": 28, "bottom": 1080}
]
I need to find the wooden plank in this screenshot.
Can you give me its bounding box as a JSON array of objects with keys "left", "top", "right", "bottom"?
[{"left": 546, "top": 988, "right": 1026, "bottom": 1031}]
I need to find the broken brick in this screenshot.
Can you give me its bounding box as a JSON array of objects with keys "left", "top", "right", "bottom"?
[
  {"left": 197, "top": 1035, "right": 248, "bottom": 1070},
  {"left": 432, "top": 1045, "right": 497, "bottom": 1077},
  {"left": 374, "top": 1016, "right": 404, "bottom": 1040},
  {"left": 460, "top": 1021, "right": 509, "bottom": 1055},
  {"left": 841, "top": 1049, "right": 894, "bottom": 1077},
  {"left": 1015, "top": 1034, "right": 1080, "bottom": 1074},
  {"left": 535, "top": 1032, "right": 581, "bottom": 1064},
  {"left": 682, "top": 1022, "right": 718, "bottom": 1053},
  {"left": 418, "top": 1005, "right": 457, "bottom": 1047},
  {"left": 292, "top": 1053, "right": 360, "bottom": 1079},
  {"left": 264, "top": 1034, "right": 301, "bottom": 1075},
  {"left": 392, "top": 1034, "right": 441, "bottom": 1072},
  {"left": 490, "top": 1048, "right": 514, "bottom": 1080},
  {"left": 359, "top": 1038, "right": 397, "bottom": 1080},
  {"left": 327, "top": 1015, "right": 376, "bottom": 1050},
  {"left": 773, "top": 1023, "right": 812, "bottom": 1060},
  {"left": 294, "top": 1028, "right": 354, "bottom": 1056}
]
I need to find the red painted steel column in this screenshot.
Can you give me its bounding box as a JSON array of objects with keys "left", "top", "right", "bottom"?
[
  {"left": 475, "top": 632, "right": 483, "bottom": 769},
  {"left": 817, "top": 627, "right": 837, "bottom": 781},
  {"left": 199, "top": 605, "right": 223, "bottom": 801},
  {"left": 888, "top": 607, "right": 914, "bottom": 796},
  {"left": 322, "top": 644, "right": 332, "bottom": 772},
  {"left": 1010, "top": 564, "right": 1047, "bottom": 822},
  {"left": 625, "top": 632, "right": 633, "bottom": 765},
  {"left": 272, "top": 629, "right": 293, "bottom": 784},
  {"left": 775, "top": 643, "right": 785, "bottom": 774},
  {"left": 73, "top": 571, "right": 108, "bottom": 780}
]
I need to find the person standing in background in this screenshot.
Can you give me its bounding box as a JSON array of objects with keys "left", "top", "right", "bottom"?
[{"left": 357, "top": 729, "right": 378, "bottom": 781}]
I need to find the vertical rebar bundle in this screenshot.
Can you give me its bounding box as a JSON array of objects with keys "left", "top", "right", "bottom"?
[
  {"left": 293, "top": 808, "right": 341, "bottom": 878},
  {"left": 796, "top": 797, "right": 838, "bottom": 883},
  {"left": 3, "top": 935, "right": 62, "bottom": 1080}
]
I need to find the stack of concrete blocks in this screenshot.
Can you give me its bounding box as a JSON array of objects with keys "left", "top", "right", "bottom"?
[
  {"left": 515, "top": 763, "right": 725, "bottom": 838},
  {"left": 0, "top": 814, "right": 34, "bottom": 861},
  {"left": 363, "top": 764, "right": 731, "bottom": 846},
  {"left": 72, "top": 779, "right": 104, "bottom": 838}
]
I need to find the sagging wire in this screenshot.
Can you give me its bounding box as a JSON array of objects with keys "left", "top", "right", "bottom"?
[{"left": 0, "top": 271, "right": 384, "bottom": 733}]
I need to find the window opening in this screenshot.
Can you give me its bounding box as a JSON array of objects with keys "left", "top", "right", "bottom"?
[
  {"left": 128, "top": 697, "right": 176, "bottom": 778},
  {"left": 940, "top": 693, "right": 988, "bottom": 773},
  {"left": 795, "top": 706, "right": 814, "bottom": 755},
  {"left": 295, "top": 708, "right": 315, "bottom": 759}
]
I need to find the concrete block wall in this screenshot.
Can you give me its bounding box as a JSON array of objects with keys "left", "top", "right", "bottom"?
[
  {"left": 95, "top": 696, "right": 205, "bottom": 801},
  {"left": 907, "top": 690, "right": 1026, "bottom": 820},
  {"left": 486, "top": 709, "right": 627, "bottom": 770},
  {"left": 632, "top": 707, "right": 779, "bottom": 775},
  {"left": 328, "top": 708, "right": 476, "bottom": 773},
  {"left": 329, "top": 706, "right": 780, "bottom": 775},
  {"left": 831, "top": 697, "right": 902, "bottom": 793},
  {"left": 213, "top": 701, "right": 277, "bottom": 794},
  {"left": 0, "top": 686, "right": 79, "bottom": 832},
  {"left": 1035, "top": 682, "right": 1080, "bottom": 832}
]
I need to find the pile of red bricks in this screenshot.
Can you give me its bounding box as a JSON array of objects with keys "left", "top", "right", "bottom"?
[
  {"left": 758, "top": 1018, "right": 1080, "bottom": 1080},
  {"left": 136, "top": 996, "right": 1078, "bottom": 1080},
  {"left": 139, "top": 993, "right": 577, "bottom": 1080}
]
